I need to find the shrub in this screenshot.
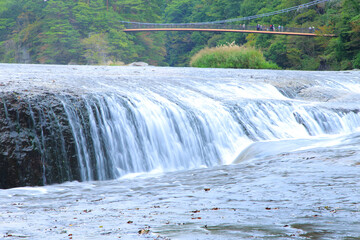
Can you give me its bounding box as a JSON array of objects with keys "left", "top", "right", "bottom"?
[{"left": 190, "top": 42, "right": 279, "bottom": 69}]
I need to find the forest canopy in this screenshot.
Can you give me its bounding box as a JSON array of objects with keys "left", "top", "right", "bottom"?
[{"left": 0, "top": 0, "right": 359, "bottom": 70}]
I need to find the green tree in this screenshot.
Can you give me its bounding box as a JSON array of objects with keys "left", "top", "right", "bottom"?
[
  {"left": 266, "top": 39, "right": 289, "bottom": 68},
  {"left": 81, "top": 33, "right": 110, "bottom": 64},
  {"left": 107, "top": 29, "right": 138, "bottom": 63},
  {"left": 0, "top": 0, "right": 358, "bottom": 69},
  {"left": 38, "top": 1, "right": 81, "bottom": 64}
]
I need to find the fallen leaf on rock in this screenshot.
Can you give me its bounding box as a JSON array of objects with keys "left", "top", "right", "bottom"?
[
  {"left": 138, "top": 229, "right": 150, "bottom": 235},
  {"left": 91, "top": 198, "right": 104, "bottom": 202}
]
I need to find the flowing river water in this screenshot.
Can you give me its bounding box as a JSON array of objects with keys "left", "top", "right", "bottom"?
[{"left": 0, "top": 64, "right": 360, "bottom": 239}]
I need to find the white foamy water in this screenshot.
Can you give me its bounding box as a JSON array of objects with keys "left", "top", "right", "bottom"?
[{"left": 1, "top": 65, "right": 360, "bottom": 239}]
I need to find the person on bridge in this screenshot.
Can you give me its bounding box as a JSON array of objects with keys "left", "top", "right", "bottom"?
[{"left": 257, "top": 24, "right": 260, "bottom": 31}]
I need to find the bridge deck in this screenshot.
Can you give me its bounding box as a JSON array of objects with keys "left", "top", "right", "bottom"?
[{"left": 124, "top": 28, "right": 335, "bottom": 37}]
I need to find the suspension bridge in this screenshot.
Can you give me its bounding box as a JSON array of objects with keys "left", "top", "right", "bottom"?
[
  {"left": 123, "top": 23, "right": 331, "bottom": 37},
  {"left": 122, "top": 0, "right": 335, "bottom": 37}
]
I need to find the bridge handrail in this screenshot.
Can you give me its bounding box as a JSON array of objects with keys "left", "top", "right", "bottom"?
[{"left": 122, "top": 23, "right": 317, "bottom": 34}]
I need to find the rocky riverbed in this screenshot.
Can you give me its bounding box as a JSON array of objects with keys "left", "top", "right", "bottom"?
[
  {"left": 1, "top": 64, "right": 360, "bottom": 189},
  {"left": 1, "top": 64, "right": 360, "bottom": 239}
]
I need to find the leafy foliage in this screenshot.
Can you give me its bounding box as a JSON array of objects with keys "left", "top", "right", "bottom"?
[
  {"left": 0, "top": 0, "right": 165, "bottom": 65},
  {"left": 190, "top": 43, "right": 279, "bottom": 69},
  {"left": 0, "top": 0, "right": 358, "bottom": 69},
  {"left": 165, "top": 0, "right": 359, "bottom": 70}
]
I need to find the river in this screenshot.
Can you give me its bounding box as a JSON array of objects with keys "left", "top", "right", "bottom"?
[{"left": 0, "top": 64, "right": 360, "bottom": 239}]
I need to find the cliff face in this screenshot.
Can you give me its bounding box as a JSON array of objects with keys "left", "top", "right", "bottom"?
[
  {"left": 0, "top": 92, "right": 80, "bottom": 189},
  {"left": 0, "top": 63, "right": 121, "bottom": 189}
]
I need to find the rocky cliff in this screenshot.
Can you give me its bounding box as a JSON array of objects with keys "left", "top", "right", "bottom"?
[{"left": 0, "top": 92, "right": 80, "bottom": 188}]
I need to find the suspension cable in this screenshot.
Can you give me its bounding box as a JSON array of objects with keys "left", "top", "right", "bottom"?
[{"left": 120, "top": 0, "right": 329, "bottom": 25}]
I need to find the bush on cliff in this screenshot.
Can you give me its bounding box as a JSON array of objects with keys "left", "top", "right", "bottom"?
[{"left": 190, "top": 43, "right": 279, "bottom": 69}]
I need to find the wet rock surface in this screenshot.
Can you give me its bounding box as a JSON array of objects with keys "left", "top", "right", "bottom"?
[
  {"left": 1, "top": 138, "right": 360, "bottom": 239},
  {"left": 1, "top": 64, "right": 359, "bottom": 189},
  {"left": 0, "top": 92, "right": 79, "bottom": 188},
  {"left": 0, "top": 64, "right": 360, "bottom": 239}
]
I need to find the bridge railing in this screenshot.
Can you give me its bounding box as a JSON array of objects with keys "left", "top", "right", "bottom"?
[{"left": 122, "top": 22, "right": 316, "bottom": 34}]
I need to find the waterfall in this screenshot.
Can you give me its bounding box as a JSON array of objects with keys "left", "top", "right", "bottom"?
[
  {"left": 58, "top": 79, "right": 360, "bottom": 182},
  {"left": 61, "top": 92, "right": 244, "bottom": 181},
  {"left": 1, "top": 65, "right": 360, "bottom": 188}
]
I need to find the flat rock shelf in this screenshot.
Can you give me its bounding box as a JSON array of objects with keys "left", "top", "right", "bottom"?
[{"left": 0, "top": 64, "right": 360, "bottom": 239}]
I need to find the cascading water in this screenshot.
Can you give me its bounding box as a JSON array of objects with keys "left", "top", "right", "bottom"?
[
  {"left": 60, "top": 92, "right": 243, "bottom": 181},
  {"left": 1, "top": 64, "right": 360, "bottom": 188},
  {"left": 55, "top": 69, "right": 360, "bottom": 183},
  {"left": 1, "top": 65, "right": 360, "bottom": 239}
]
